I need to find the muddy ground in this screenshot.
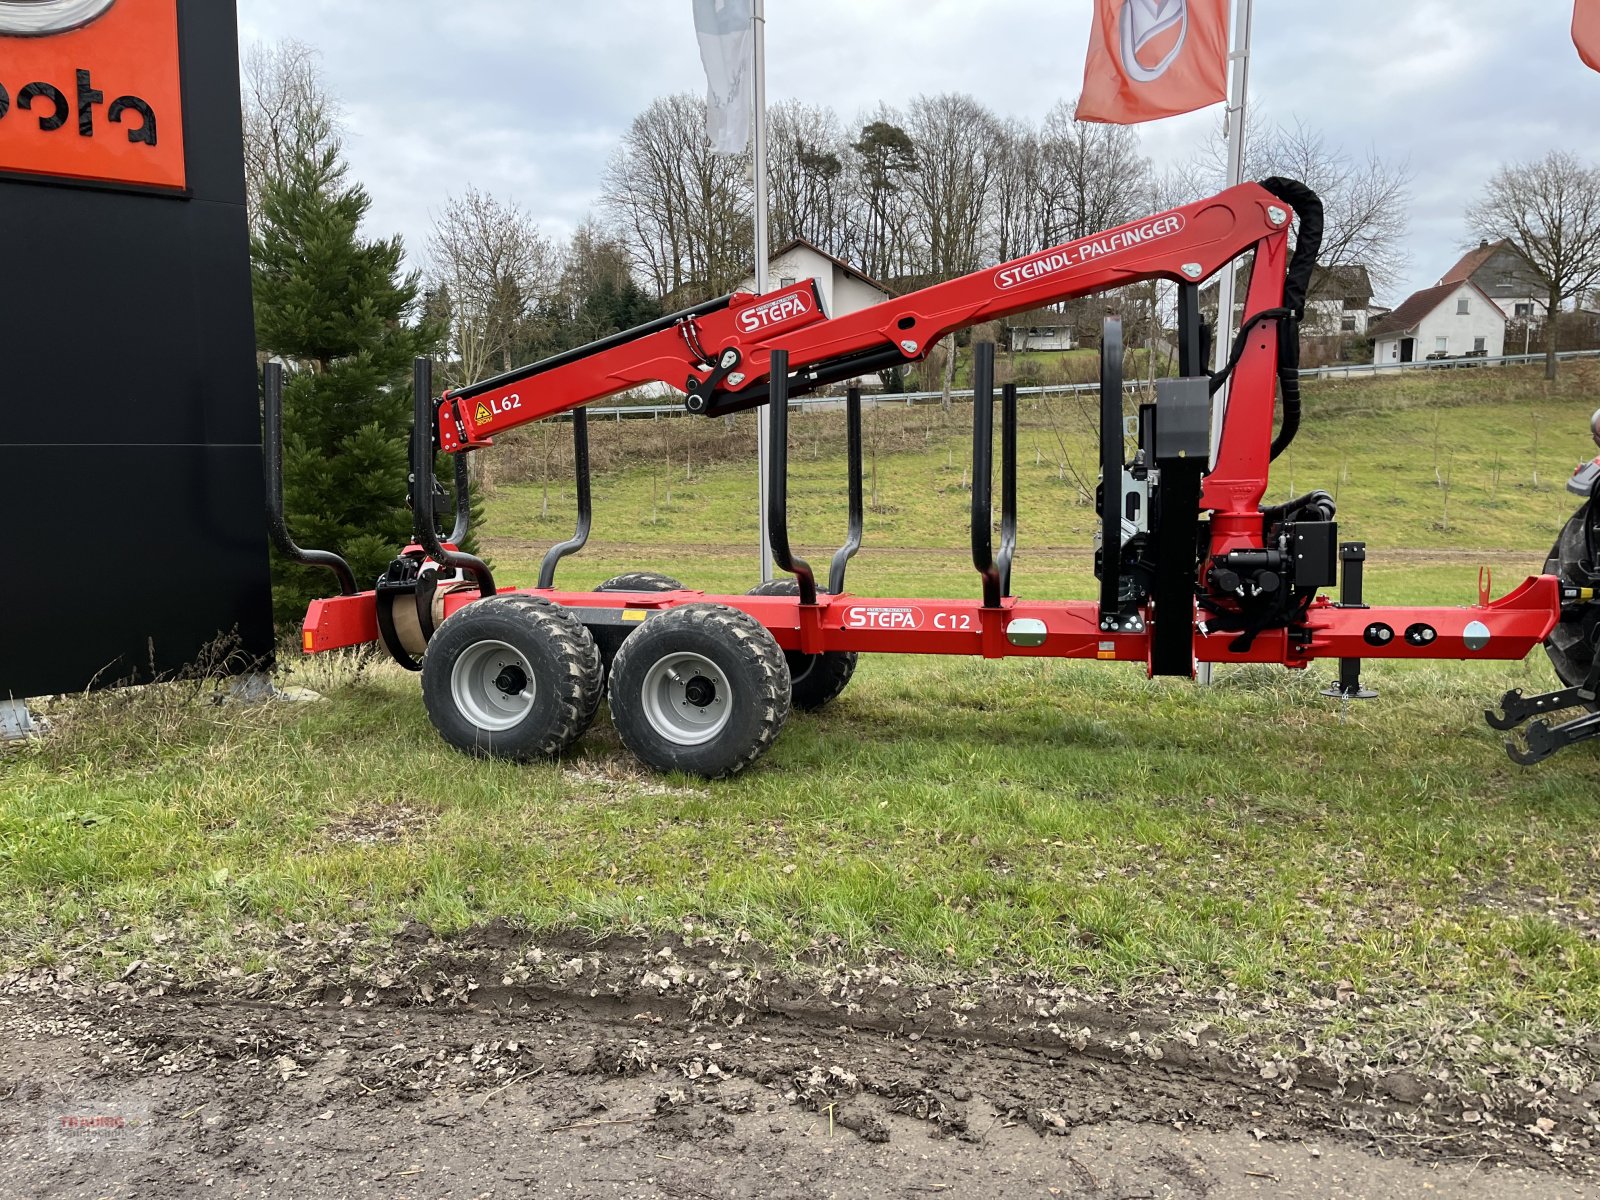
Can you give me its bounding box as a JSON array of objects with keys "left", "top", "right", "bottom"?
[{"left": 1, "top": 927, "right": 1596, "bottom": 1199}]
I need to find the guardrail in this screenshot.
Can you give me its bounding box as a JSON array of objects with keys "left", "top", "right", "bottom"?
[
  {"left": 560, "top": 348, "right": 1600, "bottom": 422},
  {"left": 1295, "top": 348, "right": 1600, "bottom": 381}
]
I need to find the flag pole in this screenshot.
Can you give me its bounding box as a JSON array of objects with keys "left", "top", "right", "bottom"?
[
  {"left": 1212, "top": 0, "right": 1254, "bottom": 373},
  {"left": 1199, "top": 0, "right": 1253, "bottom": 687},
  {"left": 752, "top": 0, "right": 774, "bottom": 583}
]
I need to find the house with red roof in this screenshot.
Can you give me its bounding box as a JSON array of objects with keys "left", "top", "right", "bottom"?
[
  {"left": 1439, "top": 239, "right": 1548, "bottom": 324},
  {"left": 1368, "top": 280, "right": 1506, "bottom": 365}
]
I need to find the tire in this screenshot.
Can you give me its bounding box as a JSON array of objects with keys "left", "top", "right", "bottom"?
[
  {"left": 608, "top": 603, "right": 790, "bottom": 778},
  {"left": 591, "top": 572, "right": 686, "bottom": 674},
  {"left": 745, "top": 580, "right": 858, "bottom": 711},
  {"left": 489, "top": 594, "right": 605, "bottom": 735},
  {"left": 421, "top": 596, "right": 603, "bottom": 760},
  {"left": 1544, "top": 505, "right": 1600, "bottom": 690}
]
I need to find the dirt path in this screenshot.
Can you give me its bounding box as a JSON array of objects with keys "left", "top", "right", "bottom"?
[{"left": 1, "top": 931, "right": 1593, "bottom": 1199}]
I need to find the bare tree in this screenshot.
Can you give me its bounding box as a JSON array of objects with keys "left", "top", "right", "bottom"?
[
  {"left": 767, "top": 101, "right": 853, "bottom": 258},
  {"left": 600, "top": 93, "right": 752, "bottom": 304},
  {"left": 241, "top": 40, "right": 343, "bottom": 230},
  {"left": 988, "top": 119, "right": 1043, "bottom": 263},
  {"left": 903, "top": 94, "right": 1002, "bottom": 281},
  {"left": 426, "top": 187, "right": 555, "bottom": 388},
  {"left": 1188, "top": 117, "right": 1411, "bottom": 300},
  {"left": 1251, "top": 120, "right": 1410, "bottom": 298},
  {"left": 1469, "top": 150, "right": 1600, "bottom": 380},
  {"left": 1039, "top": 100, "right": 1148, "bottom": 246}
]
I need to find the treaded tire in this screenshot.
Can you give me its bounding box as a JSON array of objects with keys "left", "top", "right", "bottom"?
[
  {"left": 608, "top": 603, "right": 790, "bottom": 778},
  {"left": 422, "top": 596, "right": 602, "bottom": 760},
  {"left": 489, "top": 594, "right": 605, "bottom": 735},
  {"left": 746, "top": 580, "right": 858, "bottom": 711},
  {"left": 1544, "top": 506, "right": 1600, "bottom": 693},
  {"left": 592, "top": 572, "right": 686, "bottom": 673}
]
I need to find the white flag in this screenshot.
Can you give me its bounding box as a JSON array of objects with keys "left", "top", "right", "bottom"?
[{"left": 693, "top": 0, "right": 753, "bottom": 155}]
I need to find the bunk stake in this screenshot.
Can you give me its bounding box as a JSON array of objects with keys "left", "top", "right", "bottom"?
[
  {"left": 537, "top": 408, "right": 592, "bottom": 588},
  {"left": 828, "top": 387, "right": 864, "bottom": 595},
  {"left": 766, "top": 349, "right": 817, "bottom": 607},
  {"left": 972, "top": 342, "right": 1003, "bottom": 610}
]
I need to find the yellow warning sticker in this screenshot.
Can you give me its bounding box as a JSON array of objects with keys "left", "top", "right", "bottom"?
[
  {"left": 622, "top": 610, "right": 648, "bottom": 622},
  {"left": 474, "top": 401, "right": 492, "bottom": 425}
]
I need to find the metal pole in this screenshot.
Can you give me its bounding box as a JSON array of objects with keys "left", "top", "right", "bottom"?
[
  {"left": 1198, "top": 0, "right": 1253, "bottom": 688},
  {"left": 752, "top": 0, "right": 774, "bottom": 583}
]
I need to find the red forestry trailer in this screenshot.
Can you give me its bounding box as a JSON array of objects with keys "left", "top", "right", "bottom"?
[{"left": 268, "top": 179, "right": 1600, "bottom": 776}]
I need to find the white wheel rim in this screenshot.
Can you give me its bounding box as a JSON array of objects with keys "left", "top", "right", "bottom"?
[
  {"left": 640, "top": 652, "right": 732, "bottom": 746},
  {"left": 451, "top": 639, "right": 536, "bottom": 732}
]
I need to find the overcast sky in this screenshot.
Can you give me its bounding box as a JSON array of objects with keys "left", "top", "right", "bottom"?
[{"left": 235, "top": 1, "right": 1600, "bottom": 307}]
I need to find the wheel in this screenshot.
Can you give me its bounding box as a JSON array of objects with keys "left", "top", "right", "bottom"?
[
  {"left": 1544, "top": 505, "right": 1600, "bottom": 690},
  {"left": 745, "top": 580, "right": 858, "bottom": 710},
  {"left": 607, "top": 604, "right": 790, "bottom": 778},
  {"left": 591, "top": 572, "right": 686, "bottom": 673},
  {"left": 421, "top": 596, "right": 603, "bottom": 760},
  {"left": 488, "top": 594, "right": 605, "bottom": 735}
]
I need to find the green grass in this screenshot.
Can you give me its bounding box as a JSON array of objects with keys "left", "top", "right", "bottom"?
[{"left": 6, "top": 362, "right": 1600, "bottom": 1073}]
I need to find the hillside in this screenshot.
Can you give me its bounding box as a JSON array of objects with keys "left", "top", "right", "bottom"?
[{"left": 480, "top": 361, "right": 1600, "bottom": 605}]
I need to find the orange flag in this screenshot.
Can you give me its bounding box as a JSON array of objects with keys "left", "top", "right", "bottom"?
[
  {"left": 1577, "top": 0, "right": 1600, "bottom": 73},
  {"left": 1077, "top": 0, "right": 1229, "bottom": 125}
]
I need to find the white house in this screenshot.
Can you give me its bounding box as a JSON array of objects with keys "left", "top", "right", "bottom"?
[
  {"left": 1440, "top": 240, "right": 1548, "bottom": 323},
  {"left": 1306, "top": 264, "right": 1381, "bottom": 336},
  {"left": 734, "top": 239, "right": 894, "bottom": 321},
  {"left": 1010, "top": 323, "right": 1075, "bottom": 352},
  {"left": 1368, "top": 280, "right": 1506, "bottom": 365}
]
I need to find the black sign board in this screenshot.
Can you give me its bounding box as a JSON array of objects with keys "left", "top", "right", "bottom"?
[{"left": 0, "top": 0, "right": 272, "bottom": 697}]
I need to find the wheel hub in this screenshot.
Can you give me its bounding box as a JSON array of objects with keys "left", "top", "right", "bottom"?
[
  {"left": 640, "top": 652, "right": 733, "bottom": 746},
  {"left": 682, "top": 674, "right": 716, "bottom": 707},
  {"left": 494, "top": 664, "right": 529, "bottom": 696},
  {"left": 450, "top": 639, "right": 537, "bottom": 732}
]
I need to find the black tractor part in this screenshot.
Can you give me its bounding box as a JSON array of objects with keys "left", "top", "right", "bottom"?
[{"left": 1544, "top": 503, "right": 1600, "bottom": 691}]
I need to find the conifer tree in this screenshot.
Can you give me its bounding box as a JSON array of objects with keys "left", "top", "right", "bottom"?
[{"left": 253, "top": 145, "right": 443, "bottom": 628}]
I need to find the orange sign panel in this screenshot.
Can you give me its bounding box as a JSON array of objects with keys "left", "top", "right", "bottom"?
[{"left": 0, "top": 0, "right": 186, "bottom": 190}]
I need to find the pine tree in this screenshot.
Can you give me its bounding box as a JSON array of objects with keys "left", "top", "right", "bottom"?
[{"left": 253, "top": 145, "right": 443, "bottom": 628}]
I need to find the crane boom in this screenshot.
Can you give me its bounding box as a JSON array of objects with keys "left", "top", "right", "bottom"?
[{"left": 434, "top": 181, "right": 1297, "bottom": 454}]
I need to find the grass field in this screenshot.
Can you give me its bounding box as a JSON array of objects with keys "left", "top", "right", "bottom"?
[{"left": 7, "top": 362, "right": 1600, "bottom": 1081}]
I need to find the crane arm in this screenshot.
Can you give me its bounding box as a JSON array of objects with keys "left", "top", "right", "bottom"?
[{"left": 436, "top": 181, "right": 1297, "bottom": 453}]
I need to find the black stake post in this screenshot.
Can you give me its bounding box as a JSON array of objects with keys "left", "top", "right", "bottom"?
[
  {"left": 264, "top": 361, "right": 357, "bottom": 595},
  {"left": 538, "top": 409, "right": 593, "bottom": 588},
  {"left": 1098, "top": 319, "right": 1125, "bottom": 627},
  {"left": 827, "top": 387, "right": 864, "bottom": 595},
  {"left": 971, "top": 342, "right": 1004, "bottom": 608},
  {"left": 445, "top": 454, "right": 473, "bottom": 547},
  {"left": 999, "top": 381, "right": 1018, "bottom": 598},
  {"left": 1322, "top": 541, "right": 1377, "bottom": 700},
  {"left": 412, "top": 358, "right": 496, "bottom": 598},
  {"left": 766, "top": 350, "right": 817, "bottom": 605}
]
